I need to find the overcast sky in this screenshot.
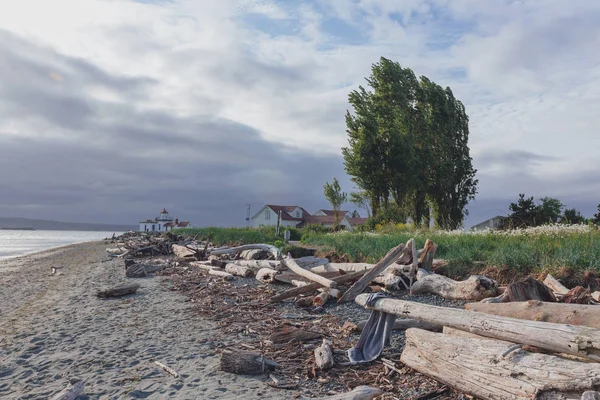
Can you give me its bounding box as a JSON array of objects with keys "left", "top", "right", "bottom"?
[{"left": 1, "top": 0, "right": 600, "bottom": 228}]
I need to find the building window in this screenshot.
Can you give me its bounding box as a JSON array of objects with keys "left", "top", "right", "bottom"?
[{"left": 265, "top": 210, "right": 270, "bottom": 220}]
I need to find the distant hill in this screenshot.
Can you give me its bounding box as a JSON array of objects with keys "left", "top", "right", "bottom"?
[{"left": 0, "top": 217, "right": 137, "bottom": 232}]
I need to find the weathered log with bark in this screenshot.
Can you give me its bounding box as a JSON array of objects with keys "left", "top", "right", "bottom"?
[
  {"left": 96, "top": 283, "right": 140, "bottom": 298},
  {"left": 209, "top": 244, "right": 282, "bottom": 260},
  {"left": 270, "top": 270, "right": 365, "bottom": 302},
  {"left": 311, "top": 263, "right": 372, "bottom": 273},
  {"left": 314, "top": 339, "right": 334, "bottom": 370},
  {"left": 208, "top": 269, "right": 233, "bottom": 280},
  {"left": 171, "top": 244, "right": 197, "bottom": 259},
  {"left": 274, "top": 271, "right": 341, "bottom": 285},
  {"left": 465, "top": 300, "right": 600, "bottom": 329},
  {"left": 418, "top": 238, "right": 437, "bottom": 272},
  {"left": 401, "top": 328, "right": 600, "bottom": 400},
  {"left": 313, "top": 290, "right": 330, "bottom": 306},
  {"left": 283, "top": 256, "right": 337, "bottom": 288},
  {"left": 338, "top": 243, "right": 406, "bottom": 303},
  {"left": 303, "top": 386, "right": 383, "bottom": 400},
  {"left": 562, "top": 286, "right": 593, "bottom": 304},
  {"left": 355, "top": 294, "right": 600, "bottom": 361},
  {"left": 410, "top": 274, "right": 498, "bottom": 300},
  {"left": 256, "top": 267, "right": 280, "bottom": 283},
  {"left": 220, "top": 351, "right": 278, "bottom": 375},
  {"left": 504, "top": 277, "right": 556, "bottom": 302},
  {"left": 269, "top": 326, "right": 321, "bottom": 343}
]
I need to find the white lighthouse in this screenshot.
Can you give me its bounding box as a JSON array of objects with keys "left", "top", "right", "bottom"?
[{"left": 139, "top": 208, "right": 192, "bottom": 232}]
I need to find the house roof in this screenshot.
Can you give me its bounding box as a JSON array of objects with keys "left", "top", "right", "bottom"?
[
  {"left": 315, "top": 209, "right": 349, "bottom": 216},
  {"left": 164, "top": 221, "right": 190, "bottom": 228},
  {"left": 251, "top": 205, "right": 310, "bottom": 221},
  {"left": 299, "top": 215, "right": 339, "bottom": 225},
  {"left": 161, "top": 208, "right": 168, "bottom": 213},
  {"left": 348, "top": 217, "right": 368, "bottom": 226}
]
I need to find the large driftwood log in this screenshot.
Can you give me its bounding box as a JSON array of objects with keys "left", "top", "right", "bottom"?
[
  {"left": 283, "top": 256, "right": 337, "bottom": 288},
  {"left": 338, "top": 243, "right": 406, "bottom": 303},
  {"left": 465, "top": 300, "right": 600, "bottom": 329},
  {"left": 314, "top": 339, "right": 334, "bottom": 370},
  {"left": 357, "top": 318, "right": 441, "bottom": 332},
  {"left": 50, "top": 379, "right": 85, "bottom": 400},
  {"left": 171, "top": 244, "right": 197, "bottom": 258},
  {"left": 224, "top": 264, "right": 253, "bottom": 277},
  {"left": 256, "top": 268, "right": 280, "bottom": 283},
  {"left": 401, "top": 328, "right": 600, "bottom": 400},
  {"left": 593, "top": 292, "right": 600, "bottom": 302},
  {"left": 582, "top": 392, "right": 600, "bottom": 400},
  {"left": 355, "top": 294, "right": 600, "bottom": 361},
  {"left": 209, "top": 244, "right": 282, "bottom": 260},
  {"left": 544, "top": 273, "right": 570, "bottom": 296},
  {"left": 269, "top": 327, "right": 321, "bottom": 343},
  {"left": 220, "top": 351, "right": 278, "bottom": 375},
  {"left": 410, "top": 274, "right": 498, "bottom": 300},
  {"left": 96, "top": 283, "right": 140, "bottom": 298},
  {"left": 304, "top": 386, "right": 383, "bottom": 400},
  {"left": 270, "top": 270, "right": 365, "bottom": 302},
  {"left": 208, "top": 269, "right": 233, "bottom": 280},
  {"left": 275, "top": 271, "right": 340, "bottom": 285},
  {"left": 311, "top": 263, "right": 373, "bottom": 273}
]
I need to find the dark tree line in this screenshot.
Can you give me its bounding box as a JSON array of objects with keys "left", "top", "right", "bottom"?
[
  {"left": 504, "top": 194, "right": 600, "bottom": 228},
  {"left": 343, "top": 57, "right": 478, "bottom": 230}
]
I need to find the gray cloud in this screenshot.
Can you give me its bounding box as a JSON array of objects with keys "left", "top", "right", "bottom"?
[{"left": 0, "top": 29, "right": 348, "bottom": 226}]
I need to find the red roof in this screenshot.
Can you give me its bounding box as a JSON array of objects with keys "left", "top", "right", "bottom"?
[
  {"left": 177, "top": 221, "right": 190, "bottom": 227},
  {"left": 161, "top": 208, "right": 168, "bottom": 213}
]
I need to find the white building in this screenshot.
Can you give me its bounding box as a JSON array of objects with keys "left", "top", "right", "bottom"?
[
  {"left": 139, "top": 208, "right": 192, "bottom": 232},
  {"left": 250, "top": 205, "right": 367, "bottom": 231}
]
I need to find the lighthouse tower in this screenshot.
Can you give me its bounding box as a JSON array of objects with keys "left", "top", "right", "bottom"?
[{"left": 159, "top": 208, "right": 169, "bottom": 221}]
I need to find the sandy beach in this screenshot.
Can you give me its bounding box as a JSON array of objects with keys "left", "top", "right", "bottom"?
[{"left": 0, "top": 241, "right": 288, "bottom": 399}]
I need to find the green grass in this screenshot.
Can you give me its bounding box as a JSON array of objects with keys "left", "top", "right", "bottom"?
[
  {"left": 175, "top": 226, "right": 303, "bottom": 246},
  {"left": 300, "top": 229, "right": 600, "bottom": 281}
]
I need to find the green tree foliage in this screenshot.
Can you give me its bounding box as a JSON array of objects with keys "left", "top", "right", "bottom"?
[
  {"left": 349, "top": 191, "right": 372, "bottom": 217},
  {"left": 507, "top": 194, "right": 538, "bottom": 228},
  {"left": 593, "top": 204, "right": 600, "bottom": 225},
  {"left": 323, "top": 177, "right": 347, "bottom": 228},
  {"left": 351, "top": 210, "right": 360, "bottom": 218},
  {"left": 536, "top": 197, "right": 564, "bottom": 224},
  {"left": 562, "top": 208, "right": 586, "bottom": 224},
  {"left": 342, "top": 57, "right": 477, "bottom": 230}
]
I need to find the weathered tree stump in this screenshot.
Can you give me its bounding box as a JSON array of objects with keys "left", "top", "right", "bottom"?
[
  {"left": 314, "top": 339, "right": 334, "bottom": 370},
  {"left": 410, "top": 274, "right": 498, "bottom": 300}
]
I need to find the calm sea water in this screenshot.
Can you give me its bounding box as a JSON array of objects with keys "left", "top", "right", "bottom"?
[{"left": 0, "top": 230, "right": 122, "bottom": 259}]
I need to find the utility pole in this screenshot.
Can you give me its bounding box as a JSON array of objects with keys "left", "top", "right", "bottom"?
[{"left": 245, "top": 204, "right": 251, "bottom": 228}]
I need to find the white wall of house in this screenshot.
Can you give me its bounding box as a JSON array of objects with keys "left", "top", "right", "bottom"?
[
  {"left": 139, "top": 221, "right": 172, "bottom": 232},
  {"left": 251, "top": 207, "right": 301, "bottom": 227}
]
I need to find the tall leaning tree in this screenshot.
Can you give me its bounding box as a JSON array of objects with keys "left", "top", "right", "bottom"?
[
  {"left": 342, "top": 57, "right": 477, "bottom": 229},
  {"left": 323, "top": 177, "right": 348, "bottom": 228}
]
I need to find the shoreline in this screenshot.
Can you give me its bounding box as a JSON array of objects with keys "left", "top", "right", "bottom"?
[{"left": 0, "top": 240, "right": 288, "bottom": 399}]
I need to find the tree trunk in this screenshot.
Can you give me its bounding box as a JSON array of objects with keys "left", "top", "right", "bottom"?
[
  {"left": 355, "top": 294, "right": 600, "bottom": 361},
  {"left": 283, "top": 256, "right": 337, "bottom": 288},
  {"left": 464, "top": 300, "right": 600, "bottom": 329},
  {"left": 304, "top": 386, "right": 383, "bottom": 400},
  {"left": 401, "top": 328, "right": 600, "bottom": 400},
  {"left": 314, "top": 339, "right": 334, "bottom": 370},
  {"left": 256, "top": 268, "right": 280, "bottom": 283},
  {"left": 418, "top": 239, "right": 437, "bottom": 272},
  {"left": 410, "top": 274, "right": 498, "bottom": 300},
  {"left": 96, "top": 283, "right": 140, "bottom": 298},
  {"left": 270, "top": 270, "right": 365, "bottom": 302},
  {"left": 504, "top": 277, "right": 556, "bottom": 302},
  {"left": 220, "top": 351, "right": 278, "bottom": 375},
  {"left": 338, "top": 243, "right": 406, "bottom": 303}
]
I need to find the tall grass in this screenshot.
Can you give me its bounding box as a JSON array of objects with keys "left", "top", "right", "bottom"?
[
  {"left": 301, "top": 225, "right": 600, "bottom": 279},
  {"left": 176, "top": 226, "right": 302, "bottom": 246}
]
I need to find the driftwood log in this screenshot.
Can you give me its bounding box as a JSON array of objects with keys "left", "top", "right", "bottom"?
[
  {"left": 50, "top": 379, "right": 85, "bottom": 400},
  {"left": 283, "top": 256, "right": 337, "bottom": 288},
  {"left": 275, "top": 271, "right": 340, "bottom": 285},
  {"left": 401, "top": 328, "right": 600, "bottom": 400},
  {"left": 224, "top": 264, "right": 253, "bottom": 277},
  {"left": 96, "top": 283, "right": 140, "bottom": 298},
  {"left": 209, "top": 244, "right": 282, "bottom": 260},
  {"left": 465, "top": 300, "right": 600, "bottom": 329},
  {"left": 171, "top": 244, "right": 197, "bottom": 259},
  {"left": 313, "top": 290, "right": 330, "bottom": 306},
  {"left": 304, "top": 386, "right": 383, "bottom": 400},
  {"left": 561, "top": 286, "right": 593, "bottom": 304},
  {"left": 269, "top": 326, "right": 321, "bottom": 343},
  {"left": 593, "top": 292, "right": 600, "bottom": 302},
  {"left": 256, "top": 268, "right": 280, "bottom": 283},
  {"left": 338, "top": 243, "right": 406, "bottom": 303},
  {"left": 418, "top": 238, "right": 437, "bottom": 272},
  {"left": 356, "top": 318, "right": 442, "bottom": 332},
  {"left": 270, "top": 270, "right": 365, "bottom": 302},
  {"left": 504, "top": 277, "right": 557, "bottom": 302},
  {"left": 314, "top": 339, "right": 334, "bottom": 370},
  {"left": 125, "top": 264, "right": 163, "bottom": 278},
  {"left": 410, "top": 274, "right": 498, "bottom": 300},
  {"left": 355, "top": 294, "right": 600, "bottom": 361},
  {"left": 582, "top": 392, "right": 600, "bottom": 400},
  {"left": 220, "top": 351, "right": 278, "bottom": 375},
  {"left": 312, "top": 263, "right": 372, "bottom": 273},
  {"left": 543, "top": 273, "right": 570, "bottom": 296}
]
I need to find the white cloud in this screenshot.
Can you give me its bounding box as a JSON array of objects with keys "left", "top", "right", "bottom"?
[{"left": 1, "top": 0, "right": 600, "bottom": 224}]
